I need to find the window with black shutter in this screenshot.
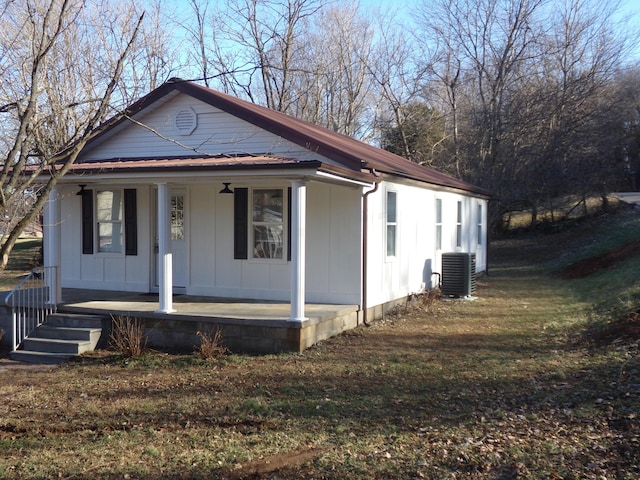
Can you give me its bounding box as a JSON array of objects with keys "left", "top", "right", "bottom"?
[{"left": 81, "top": 188, "right": 137, "bottom": 256}]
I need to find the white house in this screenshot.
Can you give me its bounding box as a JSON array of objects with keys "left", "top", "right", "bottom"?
[{"left": 41, "top": 79, "right": 489, "bottom": 348}]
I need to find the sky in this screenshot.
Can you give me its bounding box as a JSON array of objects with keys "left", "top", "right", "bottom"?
[{"left": 356, "top": 0, "right": 640, "bottom": 60}]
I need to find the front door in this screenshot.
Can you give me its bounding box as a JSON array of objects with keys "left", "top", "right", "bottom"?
[{"left": 153, "top": 188, "right": 187, "bottom": 289}]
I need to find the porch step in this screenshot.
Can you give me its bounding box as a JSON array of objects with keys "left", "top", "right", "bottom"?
[
  {"left": 22, "top": 337, "right": 92, "bottom": 354},
  {"left": 9, "top": 350, "right": 75, "bottom": 365},
  {"left": 10, "top": 314, "right": 106, "bottom": 364},
  {"left": 46, "top": 313, "right": 108, "bottom": 329}
]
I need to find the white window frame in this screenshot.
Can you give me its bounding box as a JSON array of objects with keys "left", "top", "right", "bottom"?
[
  {"left": 386, "top": 190, "right": 397, "bottom": 258},
  {"left": 477, "top": 203, "right": 483, "bottom": 246},
  {"left": 435, "top": 198, "right": 442, "bottom": 251},
  {"left": 251, "top": 187, "right": 286, "bottom": 261},
  {"left": 171, "top": 193, "right": 185, "bottom": 241},
  {"left": 96, "top": 189, "right": 124, "bottom": 254},
  {"left": 456, "top": 200, "right": 463, "bottom": 248}
]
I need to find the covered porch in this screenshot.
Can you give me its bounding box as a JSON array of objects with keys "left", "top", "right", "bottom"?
[{"left": 58, "top": 288, "right": 360, "bottom": 354}]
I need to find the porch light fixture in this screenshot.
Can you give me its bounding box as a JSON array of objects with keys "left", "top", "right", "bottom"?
[
  {"left": 219, "top": 182, "right": 233, "bottom": 194},
  {"left": 76, "top": 184, "right": 89, "bottom": 196}
]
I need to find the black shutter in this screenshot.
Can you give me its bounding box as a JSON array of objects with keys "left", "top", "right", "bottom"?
[
  {"left": 81, "top": 190, "right": 93, "bottom": 254},
  {"left": 234, "top": 187, "right": 248, "bottom": 259},
  {"left": 287, "top": 187, "right": 292, "bottom": 261},
  {"left": 124, "top": 189, "right": 138, "bottom": 256}
]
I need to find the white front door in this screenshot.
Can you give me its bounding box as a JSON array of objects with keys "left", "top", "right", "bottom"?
[{"left": 170, "top": 190, "right": 187, "bottom": 288}]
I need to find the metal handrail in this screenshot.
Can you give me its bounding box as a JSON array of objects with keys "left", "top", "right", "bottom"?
[{"left": 4, "top": 266, "right": 59, "bottom": 351}]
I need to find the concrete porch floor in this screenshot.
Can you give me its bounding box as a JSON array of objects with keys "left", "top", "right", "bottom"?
[{"left": 58, "top": 289, "right": 361, "bottom": 354}]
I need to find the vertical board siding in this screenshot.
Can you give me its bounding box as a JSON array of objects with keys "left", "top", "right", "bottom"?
[{"left": 60, "top": 185, "right": 151, "bottom": 292}]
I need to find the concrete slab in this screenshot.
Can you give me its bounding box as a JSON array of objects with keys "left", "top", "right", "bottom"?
[{"left": 57, "top": 289, "right": 361, "bottom": 354}]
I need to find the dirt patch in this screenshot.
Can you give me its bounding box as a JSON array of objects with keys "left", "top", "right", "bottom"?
[
  {"left": 222, "top": 446, "right": 327, "bottom": 479},
  {"left": 0, "top": 358, "right": 59, "bottom": 372},
  {"left": 557, "top": 240, "right": 640, "bottom": 279}
]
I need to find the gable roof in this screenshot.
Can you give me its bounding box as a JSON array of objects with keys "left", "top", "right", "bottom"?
[{"left": 78, "top": 79, "right": 490, "bottom": 197}]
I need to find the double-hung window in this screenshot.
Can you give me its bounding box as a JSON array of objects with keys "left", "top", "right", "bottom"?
[
  {"left": 386, "top": 191, "right": 397, "bottom": 257},
  {"left": 456, "top": 200, "right": 463, "bottom": 248},
  {"left": 252, "top": 188, "right": 284, "bottom": 259},
  {"left": 477, "top": 203, "right": 483, "bottom": 246},
  {"left": 96, "top": 190, "right": 123, "bottom": 253},
  {"left": 82, "top": 188, "right": 137, "bottom": 256},
  {"left": 435, "top": 198, "right": 442, "bottom": 250}
]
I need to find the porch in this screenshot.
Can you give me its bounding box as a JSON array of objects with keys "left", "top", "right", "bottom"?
[{"left": 58, "top": 288, "right": 361, "bottom": 354}]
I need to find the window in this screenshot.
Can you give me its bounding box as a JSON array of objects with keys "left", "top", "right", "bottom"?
[
  {"left": 171, "top": 194, "right": 184, "bottom": 240},
  {"left": 456, "top": 201, "right": 463, "bottom": 248},
  {"left": 435, "top": 198, "right": 442, "bottom": 250},
  {"left": 234, "top": 187, "right": 292, "bottom": 261},
  {"left": 386, "top": 191, "right": 397, "bottom": 257},
  {"left": 252, "top": 188, "right": 284, "bottom": 259},
  {"left": 96, "top": 190, "right": 123, "bottom": 253},
  {"left": 82, "top": 188, "right": 137, "bottom": 255},
  {"left": 477, "top": 204, "right": 483, "bottom": 246}
]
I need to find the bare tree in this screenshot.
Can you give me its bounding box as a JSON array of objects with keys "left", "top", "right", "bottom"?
[
  {"left": 184, "top": 0, "right": 323, "bottom": 111},
  {"left": 0, "top": 0, "right": 145, "bottom": 270},
  {"left": 292, "top": 1, "right": 376, "bottom": 138},
  {"left": 366, "top": 10, "right": 426, "bottom": 155},
  {"left": 415, "top": 0, "right": 636, "bottom": 228}
]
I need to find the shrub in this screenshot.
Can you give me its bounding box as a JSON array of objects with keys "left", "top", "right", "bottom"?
[
  {"left": 421, "top": 287, "right": 441, "bottom": 309},
  {"left": 109, "top": 315, "right": 147, "bottom": 358},
  {"left": 195, "top": 327, "right": 228, "bottom": 360}
]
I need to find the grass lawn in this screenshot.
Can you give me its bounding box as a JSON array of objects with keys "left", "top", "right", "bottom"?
[
  {"left": 0, "top": 211, "right": 638, "bottom": 479},
  {"left": 0, "top": 237, "right": 42, "bottom": 290}
]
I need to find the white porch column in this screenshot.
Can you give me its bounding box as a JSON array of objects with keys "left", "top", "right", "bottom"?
[
  {"left": 156, "top": 183, "right": 174, "bottom": 313},
  {"left": 43, "top": 186, "right": 62, "bottom": 304},
  {"left": 289, "top": 179, "right": 307, "bottom": 322}
]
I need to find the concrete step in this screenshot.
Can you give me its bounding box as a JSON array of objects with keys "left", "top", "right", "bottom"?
[
  {"left": 32, "top": 325, "right": 102, "bottom": 345},
  {"left": 46, "top": 313, "right": 108, "bottom": 329},
  {"left": 9, "top": 350, "right": 74, "bottom": 365},
  {"left": 10, "top": 314, "right": 106, "bottom": 364},
  {"left": 22, "top": 337, "right": 92, "bottom": 354}
]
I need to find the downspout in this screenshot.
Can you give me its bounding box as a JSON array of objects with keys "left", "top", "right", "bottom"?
[{"left": 362, "top": 169, "right": 381, "bottom": 326}]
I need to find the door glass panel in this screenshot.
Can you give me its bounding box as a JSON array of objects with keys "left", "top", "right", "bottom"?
[{"left": 171, "top": 194, "right": 184, "bottom": 240}]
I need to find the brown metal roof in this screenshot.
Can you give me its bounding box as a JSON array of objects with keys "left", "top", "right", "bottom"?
[
  {"left": 78, "top": 79, "right": 491, "bottom": 197},
  {"left": 71, "top": 154, "right": 313, "bottom": 171},
  {"left": 64, "top": 154, "right": 374, "bottom": 183}
]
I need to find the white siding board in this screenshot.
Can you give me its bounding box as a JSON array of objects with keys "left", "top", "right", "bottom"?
[
  {"left": 214, "top": 194, "right": 241, "bottom": 289},
  {"left": 81, "top": 95, "right": 332, "bottom": 164},
  {"left": 306, "top": 184, "right": 331, "bottom": 294},
  {"left": 328, "top": 186, "right": 361, "bottom": 297},
  {"left": 189, "top": 185, "right": 217, "bottom": 287}
]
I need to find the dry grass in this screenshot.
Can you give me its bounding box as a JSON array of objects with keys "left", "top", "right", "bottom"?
[
  {"left": 109, "top": 315, "right": 147, "bottom": 358},
  {"left": 0, "top": 213, "right": 638, "bottom": 479},
  {"left": 195, "top": 328, "right": 228, "bottom": 360}
]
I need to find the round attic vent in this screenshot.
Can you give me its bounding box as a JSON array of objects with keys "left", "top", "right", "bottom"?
[{"left": 175, "top": 107, "right": 197, "bottom": 135}]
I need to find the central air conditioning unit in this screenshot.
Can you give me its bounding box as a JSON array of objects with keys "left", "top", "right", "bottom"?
[{"left": 441, "top": 252, "right": 476, "bottom": 297}]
